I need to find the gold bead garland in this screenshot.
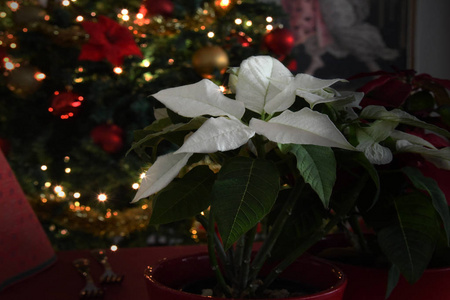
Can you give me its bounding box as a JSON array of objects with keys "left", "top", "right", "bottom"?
[{"left": 30, "top": 194, "right": 152, "bottom": 238}]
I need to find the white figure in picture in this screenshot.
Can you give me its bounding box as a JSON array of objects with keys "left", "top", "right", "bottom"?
[{"left": 281, "top": 0, "right": 398, "bottom": 75}]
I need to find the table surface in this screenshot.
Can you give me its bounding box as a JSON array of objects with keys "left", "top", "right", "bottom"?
[{"left": 0, "top": 244, "right": 209, "bottom": 300}]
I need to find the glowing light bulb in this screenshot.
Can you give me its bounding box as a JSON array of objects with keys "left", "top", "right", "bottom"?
[
  {"left": 73, "top": 192, "right": 81, "bottom": 198},
  {"left": 62, "top": 0, "right": 70, "bottom": 6},
  {"left": 140, "top": 172, "right": 146, "bottom": 179},
  {"left": 76, "top": 16, "right": 84, "bottom": 22},
  {"left": 207, "top": 31, "right": 215, "bottom": 38},
  {"left": 45, "top": 182, "right": 51, "bottom": 188},
  {"left": 41, "top": 165, "right": 48, "bottom": 171},
  {"left": 5, "top": 61, "right": 14, "bottom": 70},
  {"left": 144, "top": 73, "right": 153, "bottom": 81},
  {"left": 122, "top": 14, "right": 130, "bottom": 21},
  {"left": 113, "top": 67, "right": 123, "bottom": 74},
  {"left": 141, "top": 59, "right": 151, "bottom": 67},
  {"left": 110, "top": 245, "right": 118, "bottom": 251},
  {"left": 54, "top": 185, "right": 63, "bottom": 193},
  {"left": 34, "top": 72, "right": 46, "bottom": 81},
  {"left": 235, "top": 18, "right": 242, "bottom": 25},
  {"left": 246, "top": 20, "right": 252, "bottom": 26},
  {"left": 219, "top": 0, "right": 230, "bottom": 8},
  {"left": 121, "top": 9, "right": 129, "bottom": 15},
  {"left": 136, "top": 13, "right": 144, "bottom": 19},
  {"left": 98, "top": 193, "right": 107, "bottom": 202},
  {"left": 266, "top": 16, "right": 273, "bottom": 23},
  {"left": 266, "top": 24, "right": 273, "bottom": 31},
  {"left": 132, "top": 183, "right": 140, "bottom": 190},
  {"left": 8, "top": 1, "right": 19, "bottom": 11},
  {"left": 65, "top": 168, "right": 71, "bottom": 173}
]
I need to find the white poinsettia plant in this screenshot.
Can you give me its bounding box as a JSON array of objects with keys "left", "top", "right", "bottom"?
[{"left": 130, "top": 56, "right": 450, "bottom": 298}]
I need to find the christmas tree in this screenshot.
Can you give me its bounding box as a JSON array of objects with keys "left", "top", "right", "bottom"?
[{"left": 0, "top": 0, "right": 289, "bottom": 250}]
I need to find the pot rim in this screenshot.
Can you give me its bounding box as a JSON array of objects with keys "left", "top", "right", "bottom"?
[{"left": 144, "top": 252, "right": 348, "bottom": 300}]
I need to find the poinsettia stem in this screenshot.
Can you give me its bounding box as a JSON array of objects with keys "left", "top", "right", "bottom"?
[
  {"left": 348, "top": 213, "right": 371, "bottom": 254},
  {"left": 248, "top": 180, "right": 305, "bottom": 283},
  {"left": 234, "top": 235, "right": 245, "bottom": 270},
  {"left": 260, "top": 173, "right": 370, "bottom": 291},
  {"left": 238, "top": 225, "right": 258, "bottom": 292},
  {"left": 252, "top": 134, "right": 266, "bottom": 159},
  {"left": 202, "top": 213, "right": 232, "bottom": 297},
  {"left": 196, "top": 214, "right": 233, "bottom": 280},
  {"left": 260, "top": 213, "right": 343, "bottom": 292}
]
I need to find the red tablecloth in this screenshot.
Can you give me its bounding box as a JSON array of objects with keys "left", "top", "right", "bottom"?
[{"left": 0, "top": 244, "right": 208, "bottom": 300}]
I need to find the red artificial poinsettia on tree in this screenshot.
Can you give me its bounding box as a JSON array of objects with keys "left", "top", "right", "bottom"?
[{"left": 78, "top": 16, "right": 142, "bottom": 66}]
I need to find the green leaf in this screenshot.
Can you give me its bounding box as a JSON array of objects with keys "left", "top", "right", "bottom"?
[
  {"left": 284, "top": 144, "right": 336, "bottom": 207},
  {"left": 402, "top": 167, "right": 450, "bottom": 244},
  {"left": 129, "top": 117, "right": 207, "bottom": 154},
  {"left": 386, "top": 265, "right": 401, "bottom": 299},
  {"left": 405, "top": 91, "right": 435, "bottom": 112},
  {"left": 212, "top": 157, "right": 280, "bottom": 250},
  {"left": 150, "top": 166, "right": 216, "bottom": 224},
  {"left": 360, "top": 105, "right": 450, "bottom": 138},
  {"left": 377, "top": 193, "right": 439, "bottom": 283}
]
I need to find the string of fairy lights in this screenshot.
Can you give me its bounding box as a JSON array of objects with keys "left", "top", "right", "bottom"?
[{"left": 1, "top": 0, "right": 282, "bottom": 248}]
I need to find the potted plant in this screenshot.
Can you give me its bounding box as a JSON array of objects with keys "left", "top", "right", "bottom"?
[
  {"left": 130, "top": 56, "right": 450, "bottom": 299},
  {"left": 308, "top": 69, "right": 450, "bottom": 300}
]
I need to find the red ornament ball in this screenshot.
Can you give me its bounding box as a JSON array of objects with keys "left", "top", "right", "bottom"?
[
  {"left": 263, "top": 28, "right": 295, "bottom": 57},
  {"left": 143, "top": 0, "right": 174, "bottom": 17},
  {"left": 90, "top": 124, "right": 124, "bottom": 154},
  {"left": 49, "top": 91, "right": 84, "bottom": 119}
]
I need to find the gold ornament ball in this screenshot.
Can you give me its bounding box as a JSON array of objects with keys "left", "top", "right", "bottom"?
[
  {"left": 7, "top": 66, "right": 43, "bottom": 97},
  {"left": 192, "top": 46, "right": 229, "bottom": 79},
  {"left": 14, "top": 5, "right": 47, "bottom": 25}
]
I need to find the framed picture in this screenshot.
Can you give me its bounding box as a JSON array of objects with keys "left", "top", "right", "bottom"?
[{"left": 267, "top": 0, "right": 415, "bottom": 84}]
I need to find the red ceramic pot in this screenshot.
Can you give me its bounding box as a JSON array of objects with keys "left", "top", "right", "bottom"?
[
  {"left": 144, "top": 252, "right": 347, "bottom": 300},
  {"left": 335, "top": 262, "right": 450, "bottom": 300},
  {"left": 310, "top": 234, "right": 450, "bottom": 300}
]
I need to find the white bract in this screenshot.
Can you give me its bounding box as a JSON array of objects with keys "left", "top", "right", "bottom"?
[
  {"left": 132, "top": 56, "right": 361, "bottom": 203},
  {"left": 356, "top": 105, "right": 450, "bottom": 165}
]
